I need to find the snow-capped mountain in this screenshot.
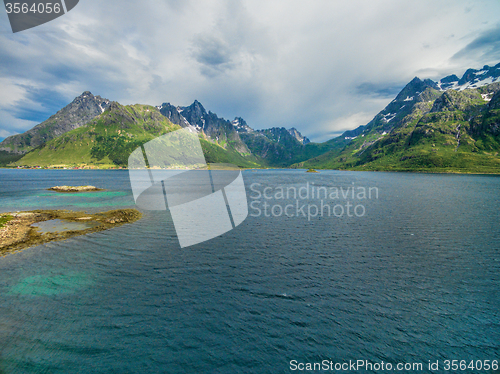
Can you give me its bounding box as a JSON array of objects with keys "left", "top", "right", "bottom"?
[
  {"left": 436, "top": 63, "right": 500, "bottom": 91},
  {"left": 298, "top": 62, "right": 500, "bottom": 173},
  {"left": 158, "top": 100, "right": 312, "bottom": 160},
  {"left": 342, "top": 62, "right": 500, "bottom": 141}
]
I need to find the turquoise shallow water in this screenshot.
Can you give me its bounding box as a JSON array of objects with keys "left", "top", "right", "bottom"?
[
  {"left": 0, "top": 169, "right": 499, "bottom": 373},
  {"left": 0, "top": 170, "right": 135, "bottom": 212},
  {"left": 32, "top": 219, "right": 99, "bottom": 233},
  {"left": 8, "top": 272, "right": 94, "bottom": 296}
]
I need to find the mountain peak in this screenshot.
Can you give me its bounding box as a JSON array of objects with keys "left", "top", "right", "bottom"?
[
  {"left": 190, "top": 99, "right": 205, "bottom": 110},
  {"left": 232, "top": 117, "right": 253, "bottom": 133},
  {"left": 183, "top": 100, "right": 207, "bottom": 118},
  {"left": 73, "top": 91, "right": 99, "bottom": 103},
  {"left": 394, "top": 76, "right": 438, "bottom": 102},
  {"left": 0, "top": 91, "right": 111, "bottom": 154},
  {"left": 440, "top": 74, "right": 459, "bottom": 83},
  {"left": 288, "top": 128, "right": 310, "bottom": 145},
  {"left": 107, "top": 101, "right": 121, "bottom": 111},
  {"left": 458, "top": 68, "right": 478, "bottom": 86}
]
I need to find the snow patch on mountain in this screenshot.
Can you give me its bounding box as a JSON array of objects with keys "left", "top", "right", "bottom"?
[
  {"left": 481, "top": 93, "right": 494, "bottom": 101},
  {"left": 383, "top": 113, "right": 396, "bottom": 122},
  {"left": 437, "top": 63, "right": 500, "bottom": 92},
  {"left": 232, "top": 117, "right": 254, "bottom": 133}
]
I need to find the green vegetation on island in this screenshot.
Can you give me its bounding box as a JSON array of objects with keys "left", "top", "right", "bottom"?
[{"left": 0, "top": 214, "right": 13, "bottom": 229}]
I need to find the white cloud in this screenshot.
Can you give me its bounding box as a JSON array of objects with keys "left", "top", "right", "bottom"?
[
  {"left": 0, "top": 109, "right": 38, "bottom": 137},
  {"left": 1, "top": 0, "right": 500, "bottom": 141},
  {"left": 0, "top": 78, "right": 39, "bottom": 136},
  {"left": 0, "top": 78, "right": 27, "bottom": 108}
]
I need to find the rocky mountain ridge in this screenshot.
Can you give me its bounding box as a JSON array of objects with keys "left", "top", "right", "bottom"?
[{"left": 3, "top": 94, "right": 316, "bottom": 167}]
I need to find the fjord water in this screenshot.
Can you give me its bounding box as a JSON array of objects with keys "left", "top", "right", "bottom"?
[{"left": 0, "top": 169, "right": 499, "bottom": 373}]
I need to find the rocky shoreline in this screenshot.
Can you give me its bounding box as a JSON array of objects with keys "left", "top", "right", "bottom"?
[
  {"left": 47, "top": 185, "right": 105, "bottom": 193},
  {"left": 0, "top": 209, "right": 142, "bottom": 256}
]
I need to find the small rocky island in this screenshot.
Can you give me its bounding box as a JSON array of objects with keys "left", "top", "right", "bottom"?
[
  {"left": 48, "top": 185, "right": 105, "bottom": 193},
  {"left": 0, "top": 209, "right": 142, "bottom": 256},
  {"left": 306, "top": 168, "right": 319, "bottom": 173}
]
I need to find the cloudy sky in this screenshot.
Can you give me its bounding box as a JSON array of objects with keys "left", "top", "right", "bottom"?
[{"left": 1, "top": 0, "right": 500, "bottom": 142}]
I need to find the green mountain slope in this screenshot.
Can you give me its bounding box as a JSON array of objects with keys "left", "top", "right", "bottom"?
[
  {"left": 298, "top": 83, "right": 500, "bottom": 173},
  {"left": 13, "top": 103, "right": 263, "bottom": 169},
  {"left": 3, "top": 92, "right": 340, "bottom": 169},
  {"left": 0, "top": 150, "right": 23, "bottom": 166},
  {"left": 239, "top": 127, "right": 342, "bottom": 167}
]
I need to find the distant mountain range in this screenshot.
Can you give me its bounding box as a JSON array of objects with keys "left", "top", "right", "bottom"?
[
  {"left": 0, "top": 93, "right": 319, "bottom": 168},
  {"left": 1, "top": 62, "right": 500, "bottom": 172}
]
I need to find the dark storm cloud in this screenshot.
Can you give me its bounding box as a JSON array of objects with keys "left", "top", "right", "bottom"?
[
  {"left": 194, "top": 36, "right": 231, "bottom": 67},
  {"left": 452, "top": 24, "right": 500, "bottom": 61},
  {"left": 193, "top": 36, "right": 234, "bottom": 77},
  {"left": 355, "top": 82, "right": 405, "bottom": 98},
  {"left": 11, "top": 87, "right": 69, "bottom": 122}
]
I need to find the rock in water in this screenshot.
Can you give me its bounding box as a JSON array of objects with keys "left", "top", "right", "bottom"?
[{"left": 48, "top": 185, "right": 104, "bottom": 193}]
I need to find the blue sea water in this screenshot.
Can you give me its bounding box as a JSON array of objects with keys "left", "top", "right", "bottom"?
[{"left": 0, "top": 169, "right": 499, "bottom": 373}]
